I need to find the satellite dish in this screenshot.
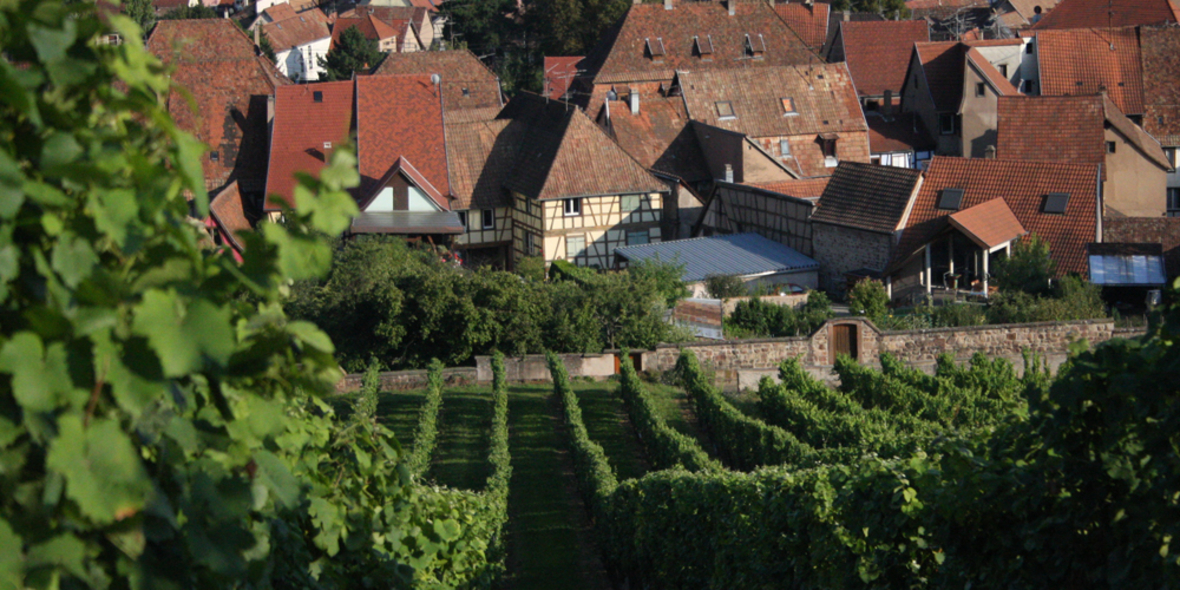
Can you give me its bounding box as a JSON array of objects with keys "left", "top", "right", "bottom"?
[{"left": 430, "top": 73, "right": 441, "bottom": 85}]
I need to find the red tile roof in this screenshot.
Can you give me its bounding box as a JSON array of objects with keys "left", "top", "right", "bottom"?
[
  {"left": 947, "top": 197, "right": 1027, "bottom": 248},
  {"left": 581, "top": 0, "right": 820, "bottom": 87},
  {"left": 1032, "top": 0, "right": 1179, "bottom": 28},
  {"left": 544, "top": 56, "right": 583, "bottom": 100},
  {"left": 1003, "top": 0, "right": 1062, "bottom": 25},
  {"left": 371, "top": 50, "right": 503, "bottom": 112},
  {"left": 498, "top": 93, "right": 668, "bottom": 200},
  {"left": 444, "top": 119, "right": 523, "bottom": 210},
  {"left": 209, "top": 181, "right": 251, "bottom": 253},
  {"left": 330, "top": 15, "right": 401, "bottom": 49},
  {"left": 812, "top": 161, "right": 922, "bottom": 233},
  {"left": 965, "top": 47, "right": 1020, "bottom": 95},
  {"left": 1035, "top": 27, "right": 1144, "bottom": 115},
  {"left": 833, "top": 19, "right": 929, "bottom": 98},
  {"left": 605, "top": 94, "right": 711, "bottom": 182},
  {"left": 1140, "top": 25, "right": 1180, "bottom": 146},
  {"left": 355, "top": 74, "right": 450, "bottom": 205},
  {"left": 893, "top": 156, "right": 1100, "bottom": 275},
  {"left": 264, "top": 81, "right": 355, "bottom": 211},
  {"left": 867, "top": 112, "right": 935, "bottom": 153},
  {"left": 261, "top": 8, "right": 330, "bottom": 53},
  {"left": 146, "top": 19, "right": 291, "bottom": 195},
  {"left": 751, "top": 176, "right": 832, "bottom": 200},
  {"left": 773, "top": 1, "right": 830, "bottom": 51}
]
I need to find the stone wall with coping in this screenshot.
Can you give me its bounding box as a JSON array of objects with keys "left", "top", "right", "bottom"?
[{"left": 335, "top": 367, "right": 478, "bottom": 394}]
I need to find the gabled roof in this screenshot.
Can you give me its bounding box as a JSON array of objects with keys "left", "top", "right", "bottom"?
[
  {"left": 911, "top": 41, "right": 967, "bottom": 112},
  {"left": 355, "top": 74, "right": 450, "bottom": 204},
  {"left": 146, "top": 19, "right": 291, "bottom": 195},
  {"left": 997, "top": 94, "right": 1173, "bottom": 172},
  {"left": 1003, "top": 0, "right": 1062, "bottom": 24},
  {"left": 1032, "top": 0, "right": 1180, "bottom": 28},
  {"left": 371, "top": 50, "right": 503, "bottom": 112},
  {"left": 1140, "top": 25, "right": 1180, "bottom": 146},
  {"left": 614, "top": 233, "right": 818, "bottom": 283},
  {"left": 261, "top": 8, "right": 331, "bottom": 53},
  {"left": 867, "top": 112, "right": 935, "bottom": 153},
  {"left": 497, "top": 93, "right": 667, "bottom": 200},
  {"left": 947, "top": 198, "right": 1027, "bottom": 249},
  {"left": 261, "top": 3, "right": 297, "bottom": 23},
  {"left": 834, "top": 19, "right": 929, "bottom": 98},
  {"left": 773, "top": 1, "right": 830, "bottom": 51},
  {"left": 264, "top": 81, "right": 355, "bottom": 211},
  {"left": 750, "top": 176, "right": 832, "bottom": 200},
  {"left": 444, "top": 118, "right": 524, "bottom": 210},
  {"left": 811, "top": 161, "right": 922, "bottom": 234},
  {"left": 209, "top": 181, "right": 251, "bottom": 254},
  {"left": 1035, "top": 27, "right": 1144, "bottom": 115},
  {"left": 544, "top": 56, "right": 583, "bottom": 100},
  {"left": 605, "top": 95, "right": 711, "bottom": 183},
  {"left": 677, "top": 62, "right": 866, "bottom": 138},
  {"left": 331, "top": 15, "right": 401, "bottom": 49},
  {"left": 965, "top": 47, "right": 1020, "bottom": 95},
  {"left": 892, "top": 156, "right": 1100, "bottom": 275},
  {"left": 580, "top": 0, "right": 819, "bottom": 86}
]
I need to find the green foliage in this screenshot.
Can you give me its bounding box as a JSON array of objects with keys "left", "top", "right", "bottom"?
[
  {"left": 515, "top": 255, "right": 546, "bottom": 282},
  {"left": 987, "top": 275, "right": 1107, "bottom": 324},
  {"left": 629, "top": 259, "right": 690, "bottom": 308},
  {"left": 478, "top": 350, "right": 513, "bottom": 583},
  {"left": 848, "top": 279, "right": 890, "bottom": 322},
  {"left": 932, "top": 302, "right": 988, "bottom": 327},
  {"left": 617, "top": 351, "right": 722, "bottom": 472},
  {"left": 159, "top": 4, "right": 219, "bottom": 19},
  {"left": 317, "top": 25, "right": 381, "bottom": 82},
  {"left": 547, "top": 351, "right": 618, "bottom": 522},
  {"left": 725, "top": 293, "right": 832, "bottom": 338},
  {"left": 405, "top": 359, "right": 446, "bottom": 478},
  {"left": 993, "top": 233, "right": 1055, "bottom": 295},
  {"left": 125, "top": 0, "right": 156, "bottom": 34},
  {"left": 704, "top": 273, "right": 747, "bottom": 299},
  {"left": 828, "top": 0, "right": 911, "bottom": 18}
]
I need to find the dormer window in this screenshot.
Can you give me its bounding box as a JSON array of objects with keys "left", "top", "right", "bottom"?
[
  {"left": 715, "top": 101, "right": 736, "bottom": 120},
  {"left": 937, "top": 188, "right": 965, "bottom": 211},
  {"left": 645, "top": 37, "right": 666, "bottom": 63},
  {"left": 781, "top": 97, "right": 797, "bottom": 116},
  {"left": 1043, "top": 192, "right": 1069, "bottom": 214},
  {"left": 694, "top": 35, "right": 714, "bottom": 61},
  {"left": 745, "top": 33, "right": 766, "bottom": 59},
  {"left": 819, "top": 133, "right": 838, "bottom": 167}
]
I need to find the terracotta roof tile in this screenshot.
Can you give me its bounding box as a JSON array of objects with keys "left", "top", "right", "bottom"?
[
  {"left": 1141, "top": 25, "right": 1180, "bottom": 146},
  {"left": 834, "top": 19, "right": 929, "bottom": 97},
  {"left": 606, "top": 95, "right": 711, "bottom": 182},
  {"left": 264, "top": 81, "right": 355, "bottom": 211},
  {"left": 751, "top": 176, "right": 832, "bottom": 199},
  {"left": 867, "top": 112, "right": 935, "bottom": 153},
  {"left": 1032, "top": 0, "right": 1179, "bottom": 28},
  {"left": 444, "top": 119, "right": 522, "bottom": 210},
  {"left": 811, "top": 161, "right": 921, "bottom": 233},
  {"left": 773, "top": 1, "right": 830, "bottom": 51},
  {"left": 498, "top": 93, "right": 668, "bottom": 200},
  {"left": 262, "top": 8, "right": 330, "bottom": 53},
  {"left": 209, "top": 181, "right": 251, "bottom": 253},
  {"left": 147, "top": 20, "right": 291, "bottom": 195},
  {"left": 966, "top": 47, "right": 1020, "bottom": 95},
  {"left": 1035, "top": 27, "right": 1144, "bottom": 115},
  {"left": 893, "top": 156, "right": 1099, "bottom": 275},
  {"left": 1003, "top": 0, "right": 1062, "bottom": 24},
  {"left": 913, "top": 41, "right": 967, "bottom": 112},
  {"left": 544, "top": 56, "right": 583, "bottom": 100},
  {"left": 330, "top": 15, "right": 401, "bottom": 49},
  {"left": 262, "top": 3, "right": 297, "bottom": 23},
  {"left": 372, "top": 50, "right": 503, "bottom": 111},
  {"left": 355, "top": 74, "right": 449, "bottom": 204},
  {"left": 947, "top": 197, "right": 1027, "bottom": 248},
  {"left": 581, "top": 0, "right": 820, "bottom": 87}
]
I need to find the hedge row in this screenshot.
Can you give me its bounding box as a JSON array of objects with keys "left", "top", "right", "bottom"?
[
  {"left": 546, "top": 352, "right": 618, "bottom": 522},
  {"left": 405, "top": 358, "right": 445, "bottom": 478},
  {"left": 617, "top": 351, "right": 722, "bottom": 473},
  {"left": 477, "top": 351, "right": 513, "bottom": 584}
]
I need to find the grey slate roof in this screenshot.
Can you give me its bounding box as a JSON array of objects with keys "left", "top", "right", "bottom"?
[
  {"left": 614, "top": 233, "right": 818, "bottom": 283},
  {"left": 810, "top": 161, "right": 921, "bottom": 234}
]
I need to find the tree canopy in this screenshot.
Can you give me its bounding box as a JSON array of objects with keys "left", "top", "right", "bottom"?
[{"left": 317, "top": 25, "right": 382, "bottom": 81}]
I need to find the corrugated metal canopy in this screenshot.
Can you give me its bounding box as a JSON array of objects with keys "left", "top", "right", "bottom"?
[
  {"left": 351, "top": 211, "right": 465, "bottom": 235},
  {"left": 614, "top": 233, "right": 818, "bottom": 283}
]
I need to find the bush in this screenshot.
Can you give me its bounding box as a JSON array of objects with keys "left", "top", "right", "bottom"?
[
  {"left": 847, "top": 279, "right": 889, "bottom": 322},
  {"left": 704, "top": 274, "right": 748, "bottom": 299},
  {"left": 993, "top": 233, "right": 1055, "bottom": 295},
  {"left": 932, "top": 302, "right": 988, "bottom": 327},
  {"left": 725, "top": 294, "right": 832, "bottom": 338},
  {"left": 987, "top": 275, "right": 1106, "bottom": 324}
]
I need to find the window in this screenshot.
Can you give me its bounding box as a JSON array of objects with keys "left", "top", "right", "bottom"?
[
  {"left": 820, "top": 135, "right": 838, "bottom": 167},
  {"left": 937, "top": 188, "right": 965, "bottom": 210},
  {"left": 621, "top": 195, "right": 642, "bottom": 212},
  {"left": 694, "top": 35, "right": 714, "bottom": 60},
  {"left": 627, "top": 230, "right": 649, "bottom": 245},
  {"left": 1164, "top": 147, "right": 1177, "bottom": 167},
  {"left": 210, "top": 151, "right": 219, "bottom": 162},
  {"left": 780, "top": 97, "right": 797, "bottom": 116},
  {"left": 1043, "top": 192, "right": 1069, "bottom": 214},
  {"left": 745, "top": 33, "right": 766, "bottom": 59},
  {"left": 1169, "top": 188, "right": 1180, "bottom": 217},
  {"left": 999, "top": 64, "right": 1009, "bottom": 78},
  {"left": 566, "top": 234, "right": 586, "bottom": 259},
  {"left": 1026, "top": 41, "right": 1034, "bottom": 54},
  {"left": 524, "top": 232, "right": 536, "bottom": 255},
  {"left": 1021, "top": 79, "right": 1037, "bottom": 94},
  {"left": 975, "top": 82, "right": 986, "bottom": 97},
  {"left": 939, "top": 113, "right": 956, "bottom": 135},
  {"left": 313, "top": 91, "right": 323, "bottom": 103},
  {"left": 481, "top": 208, "right": 495, "bottom": 229},
  {"left": 457, "top": 211, "right": 468, "bottom": 230},
  {"left": 779, "top": 139, "right": 792, "bottom": 159},
  {"left": 1106, "top": 141, "right": 1117, "bottom": 154},
  {"left": 871, "top": 155, "right": 882, "bottom": 165},
  {"left": 715, "top": 101, "right": 736, "bottom": 120},
  {"left": 645, "top": 37, "right": 666, "bottom": 62},
  {"left": 563, "top": 198, "right": 581, "bottom": 216}
]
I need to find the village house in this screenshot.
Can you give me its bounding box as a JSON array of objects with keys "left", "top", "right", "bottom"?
[
  {"left": 996, "top": 94, "right": 1173, "bottom": 218},
  {"left": 1032, "top": 27, "right": 1142, "bottom": 119},
  {"left": 330, "top": 12, "right": 415, "bottom": 54},
  {"left": 338, "top": 5, "right": 434, "bottom": 53},
  {"left": 262, "top": 6, "right": 331, "bottom": 81},
  {"left": 264, "top": 81, "right": 355, "bottom": 217},
  {"left": 372, "top": 50, "right": 504, "bottom": 115},
  {"left": 255, "top": 0, "right": 320, "bottom": 16},
  {"left": 1140, "top": 25, "right": 1180, "bottom": 215},
  {"left": 544, "top": 56, "right": 583, "bottom": 101},
  {"left": 1031, "top": 0, "right": 1179, "bottom": 29},
  {"left": 993, "top": 0, "right": 1060, "bottom": 30},
  {"left": 867, "top": 111, "right": 935, "bottom": 169},
  {"left": 773, "top": 0, "right": 831, "bottom": 54},
  {"left": 824, "top": 19, "right": 929, "bottom": 112},
  {"left": 443, "top": 117, "right": 521, "bottom": 267},
  {"left": 695, "top": 180, "right": 818, "bottom": 255},
  {"left": 885, "top": 157, "right": 1101, "bottom": 302}
]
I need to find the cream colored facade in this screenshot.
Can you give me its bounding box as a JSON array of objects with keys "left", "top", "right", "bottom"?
[
  {"left": 455, "top": 207, "right": 511, "bottom": 247},
  {"left": 1104, "top": 126, "right": 1169, "bottom": 218},
  {"left": 512, "top": 192, "right": 665, "bottom": 269}
]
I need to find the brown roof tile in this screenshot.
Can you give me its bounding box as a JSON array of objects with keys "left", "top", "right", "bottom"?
[
  {"left": 893, "top": 156, "right": 1099, "bottom": 275},
  {"left": 774, "top": 1, "right": 830, "bottom": 51},
  {"left": 751, "top": 176, "right": 832, "bottom": 199},
  {"left": 1141, "top": 25, "right": 1180, "bottom": 146},
  {"left": 811, "top": 161, "right": 921, "bottom": 233},
  {"left": 209, "top": 181, "right": 251, "bottom": 253},
  {"left": 867, "top": 112, "right": 935, "bottom": 153},
  {"left": 261, "top": 8, "right": 330, "bottom": 53},
  {"left": 1004, "top": 0, "right": 1062, "bottom": 24},
  {"left": 966, "top": 47, "right": 1020, "bottom": 95},
  {"left": 1032, "top": 0, "right": 1179, "bottom": 28},
  {"left": 147, "top": 20, "right": 291, "bottom": 195},
  {"left": 356, "top": 74, "right": 450, "bottom": 204},
  {"left": 834, "top": 19, "right": 929, "bottom": 98},
  {"left": 544, "top": 56, "right": 583, "bottom": 100},
  {"left": 264, "top": 81, "right": 355, "bottom": 211},
  {"left": 444, "top": 119, "right": 522, "bottom": 210},
  {"left": 913, "top": 41, "right": 967, "bottom": 112},
  {"left": 582, "top": 0, "right": 820, "bottom": 87},
  {"left": 330, "top": 15, "right": 401, "bottom": 49},
  {"left": 606, "top": 95, "right": 711, "bottom": 182},
  {"left": 1035, "top": 27, "right": 1144, "bottom": 115},
  {"left": 498, "top": 93, "right": 668, "bottom": 200},
  {"left": 947, "top": 197, "right": 1027, "bottom": 248},
  {"left": 371, "top": 50, "right": 503, "bottom": 111}
]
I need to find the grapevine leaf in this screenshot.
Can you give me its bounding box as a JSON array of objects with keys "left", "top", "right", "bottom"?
[
  {"left": 131, "top": 290, "right": 235, "bottom": 377},
  {"left": 51, "top": 232, "right": 97, "bottom": 288},
  {"left": 0, "top": 517, "right": 22, "bottom": 589},
  {"left": 253, "top": 450, "right": 300, "bottom": 509},
  {"left": 26, "top": 534, "right": 86, "bottom": 579},
  {"left": 0, "top": 332, "right": 77, "bottom": 412},
  {"left": 46, "top": 416, "right": 151, "bottom": 524}
]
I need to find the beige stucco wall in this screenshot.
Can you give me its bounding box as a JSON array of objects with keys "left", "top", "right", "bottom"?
[
  {"left": 959, "top": 65, "right": 1000, "bottom": 158},
  {"left": 1104, "top": 127, "right": 1169, "bottom": 218},
  {"left": 455, "top": 206, "right": 511, "bottom": 247},
  {"left": 541, "top": 193, "right": 664, "bottom": 268}
]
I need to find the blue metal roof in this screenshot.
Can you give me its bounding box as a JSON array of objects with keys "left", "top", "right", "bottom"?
[{"left": 614, "top": 233, "right": 819, "bottom": 283}]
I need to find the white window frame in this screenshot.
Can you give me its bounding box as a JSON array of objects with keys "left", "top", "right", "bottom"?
[
  {"left": 563, "top": 198, "right": 582, "bottom": 216},
  {"left": 621, "top": 195, "right": 642, "bottom": 212},
  {"left": 780, "top": 139, "right": 792, "bottom": 159},
  {"left": 566, "top": 234, "right": 586, "bottom": 259},
  {"left": 457, "top": 211, "right": 468, "bottom": 231},
  {"left": 626, "top": 229, "right": 650, "bottom": 246},
  {"left": 481, "top": 208, "right": 495, "bottom": 229}
]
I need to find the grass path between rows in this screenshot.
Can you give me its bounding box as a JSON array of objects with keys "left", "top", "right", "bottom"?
[
  {"left": 376, "top": 390, "right": 426, "bottom": 452},
  {"left": 575, "top": 383, "right": 650, "bottom": 481},
  {"left": 426, "top": 388, "right": 493, "bottom": 490},
  {"left": 641, "top": 381, "right": 724, "bottom": 463}
]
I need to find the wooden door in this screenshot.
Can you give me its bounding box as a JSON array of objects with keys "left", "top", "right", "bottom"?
[{"left": 832, "top": 324, "right": 858, "bottom": 362}]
